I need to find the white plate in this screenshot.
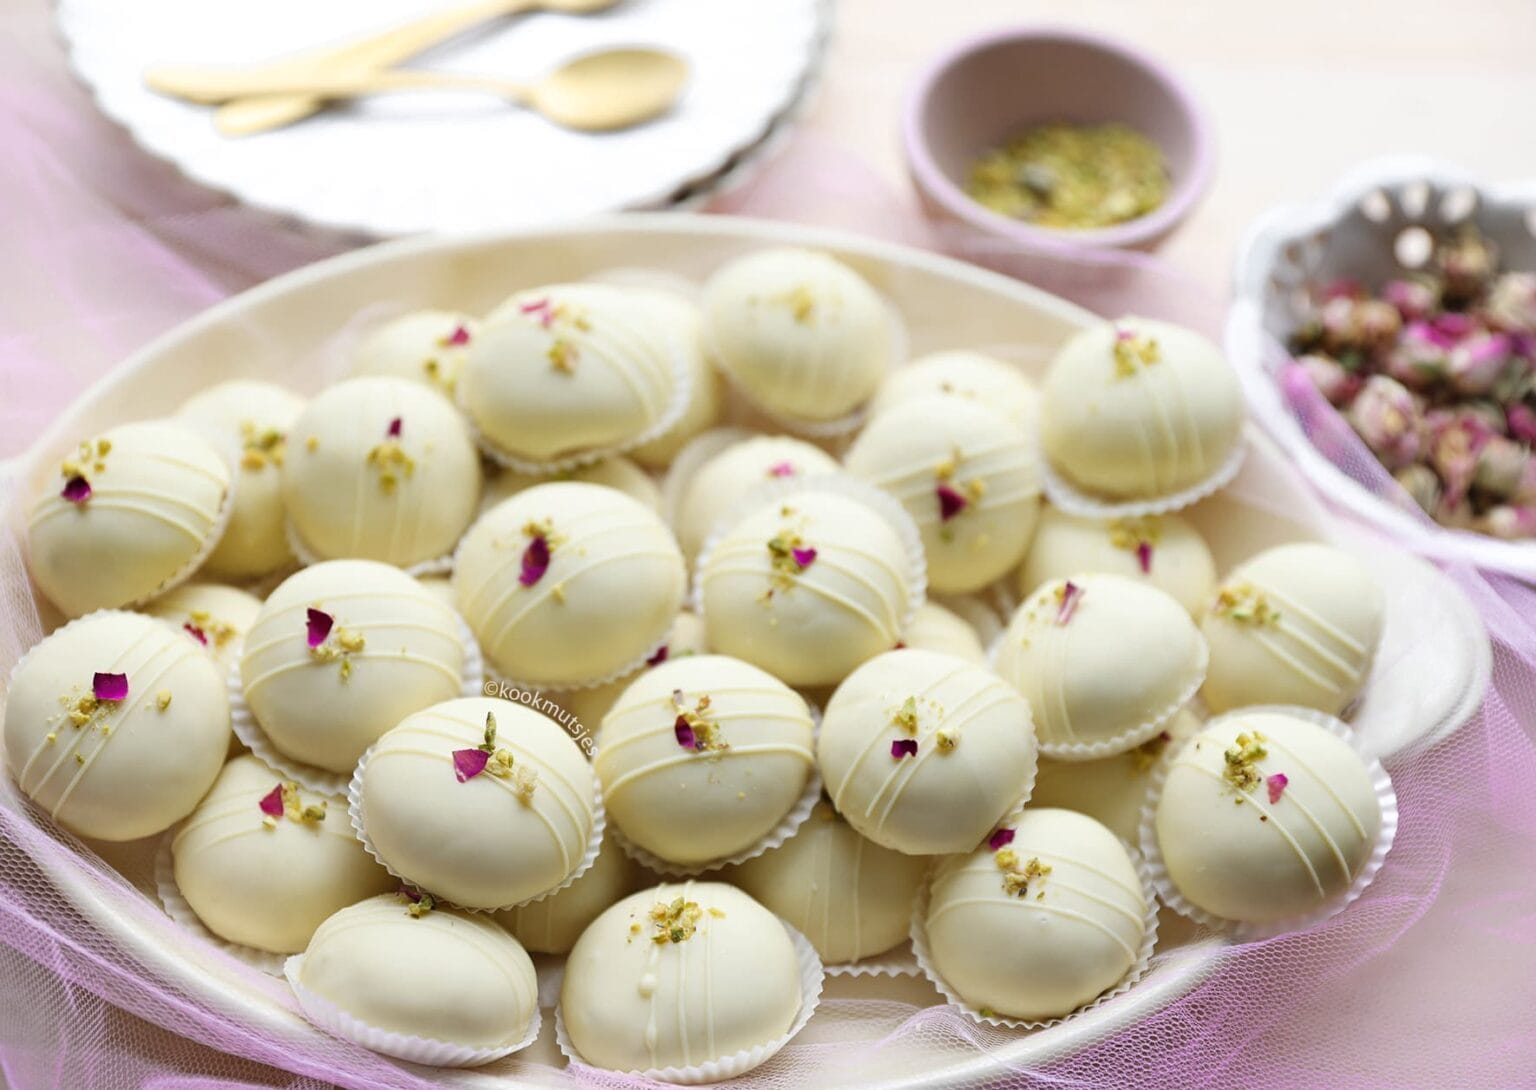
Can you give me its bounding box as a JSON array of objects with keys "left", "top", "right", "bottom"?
[
  {"left": 54, "top": 0, "right": 824, "bottom": 237},
  {"left": 1227, "top": 155, "right": 1536, "bottom": 583},
  {"left": 2, "top": 215, "right": 1490, "bottom": 1087}
]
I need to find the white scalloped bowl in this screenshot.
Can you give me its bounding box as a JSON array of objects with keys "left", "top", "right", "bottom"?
[
  {"left": 2, "top": 215, "right": 1490, "bottom": 1088},
  {"left": 1227, "top": 156, "right": 1536, "bottom": 582}
]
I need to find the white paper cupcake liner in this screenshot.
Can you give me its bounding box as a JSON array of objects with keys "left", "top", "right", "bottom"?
[
  {"left": 909, "top": 850, "right": 1160, "bottom": 1030},
  {"left": 553, "top": 920, "right": 824, "bottom": 1084},
  {"left": 824, "top": 939, "right": 922, "bottom": 978},
  {"left": 1039, "top": 433, "right": 1248, "bottom": 520},
  {"left": 660, "top": 426, "right": 755, "bottom": 533},
  {"left": 228, "top": 611, "right": 485, "bottom": 796},
  {"left": 282, "top": 519, "right": 457, "bottom": 578},
  {"left": 459, "top": 323, "right": 696, "bottom": 476},
  {"left": 123, "top": 464, "right": 238, "bottom": 609},
  {"left": 987, "top": 628, "right": 1208, "bottom": 764},
  {"left": 284, "top": 952, "right": 541, "bottom": 1068},
  {"left": 153, "top": 830, "right": 287, "bottom": 976},
  {"left": 533, "top": 954, "right": 565, "bottom": 1009},
  {"left": 691, "top": 473, "right": 929, "bottom": 643},
  {"left": 348, "top": 741, "right": 607, "bottom": 913},
  {"left": 608, "top": 758, "right": 823, "bottom": 878},
  {"left": 1137, "top": 704, "right": 1399, "bottom": 941}
]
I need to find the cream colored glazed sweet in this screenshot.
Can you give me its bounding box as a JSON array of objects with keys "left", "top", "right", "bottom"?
[
  {"left": 993, "top": 575, "right": 1205, "bottom": 759},
  {"left": 869, "top": 350, "right": 1039, "bottom": 433},
  {"left": 699, "top": 488, "right": 912, "bottom": 687},
  {"left": 627, "top": 289, "right": 725, "bottom": 469},
  {"left": 924, "top": 808, "right": 1146, "bottom": 1021},
  {"left": 483, "top": 455, "right": 661, "bottom": 515},
  {"left": 455, "top": 482, "right": 686, "bottom": 686},
  {"left": 731, "top": 801, "right": 928, "bottom": 963},
  {"left": 561, "top": 882, "right": 803, "bottom": 1074},
  {"left": 551, "top": 610, "right": 708, "bottom": 742},
  {"left": 414, "top": 574, "right": 457, "bottom": 611},
  {"left": 1018, "top": 507, "right": 1217, "bottom": 617},
  {"left": 818, "top": 649, "right": 1036, "bottom": 855},
  {"left": 28, "top": 421, "right": 232, "bottom": 617},
  {"left": 597, "top": 655, "right": 815, "bottom": 866},
  {"left": 1029, "top": 708, "right": 1201, "bottom": 843},
  {"left": 358, "top": 697, "right": 597, "bottom": 909},
  {"left": 1201, "top": 543, "right": 1384, "bottom": 715},
  {"left": 899, "top": 600, "right": 986, "bottom": 663},
  {"left": 845, "top": 395, "right": 1041, "bottom": 593},
  {"left": 143, "top": 582, "right": 263, "bottom": 673},
  {"left": 351, "top": 309, "right": 477, "bottom": 396},
  {"left": 702, "top": 248, "right": 893, "bottom": 422},
  {"left": 283, "top": 376, "right": 482, "bottom": 567},
  {"left": 240, "top": 561, "right": 467, "bottom": 775},
  {"left": 497, "top": 834, "right": 636, "bottom": 955},
  {"left": 296, "top": 893, "right": 538, "bottom": 1056},
  {"left": 1153, "top": 711, "right": 1382, "bottom": 923},
  {"left": 178, "top": 381, "right": 306, "bottom": 580},
  {"left": 1040, "top": 318, "right": 1244, "bottom": 499},
  {"left": 460, "top": 284, "right": 681, "bottom": 463},
  {"left": 673, "top": 434, "right": 839, "bottom": 561},
  {"left": 172, "top": 755, "right": 393, "bottom": 953},
  {"left": 4, "top": 611, "right": 229, "bottom": 840}
]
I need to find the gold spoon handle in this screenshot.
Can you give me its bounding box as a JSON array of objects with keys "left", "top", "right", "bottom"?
[{"left": 214, "top": 70, "right": 531, "bottom": 135}]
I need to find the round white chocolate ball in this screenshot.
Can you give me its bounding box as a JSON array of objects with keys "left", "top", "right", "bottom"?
[
  {"left": 597, "top": 654, "right": 815, "bottom": 866},
  {"left": 359, "top": 697, "right": 597, "bottom": 909},
  {"left": 674, "top": 434, "right": 839, "bottom": 561},
  {"left": 455, "top": 482, "right": 686, "bottom": 686},
  {"left": 172, "top": 755, "right": 394, "bottom": 953},
  {"left": 351, "top": 309, "right": 477, "bottom": 397},
  {"left": 819, "top": 649, "right": 1036, "bottom": 855},
  {"left": 900, "top": 600, "right": 986, "bottom": 663},
  {"left": 5, "top": 611, "right": 229, "bottom": 840},
  {"left": 1154, "top": 711, "right": 1382, "bottom": 923},
  {"left": 925, "top": 808, "right": 1146, "bottom": 1021},
  {"left": 178, "top": 380, "right": 306, "bottom": 580},
  {"left": 561, "top": 882, "right": 802, "bottom": 1073},
  {"left": 1018, "top": 507, "right": 1217, "bottom": 618},
  {"left": 297, "top": 893, "right": 538, "bottom": 1052},
  {"left": 551, "top": 610, "right": 709, "bottom": 741},
  {"left": 702, "top": 248, "right": 893, "bottom": 421},
  {"left": 700, "top": 489, "right": 912, "bottom": 687},
  {"left": 28, "top": 421, "right": 232, "bottom": 617},
  {"left": 483, "top": 455, "right": 661, "bottom": 515},
  {"left": 628, "top": 290, "right": 725, "bottom": 468},
  {"left": 282, "top": 376, "right": 482, "bottom": 567},
  {"left": 1201, "top": 543, "right": 1384, "bottom": 715},
  {"left": 994, "top": 575, "right": 1205, "bottom": 758},
  {"left": 845, "top": 395, "right": 1041, "bottom": 593},
  {"left": 460, "top": 284, "right": 680, "bottom": 462},
  {"left": 142, "top": 582, "right": 263, "bottom": 673},
  {"left": 1029, "top": 708, "right": 1201, "bottom": 843},
  {"left": 497, "top": 834, "right": 636, "bottom": 955},
  {"left": 870, "top": 350, "right": 1039, "bottom": 434},
  {"left": 1040, "top": 318, "right": 1244, "bottom": 499},
  {"left": 414, "top": 574, "right": 457, "bottom": 611},
  {"left": 240, "top": 560, "right": 468, "bottom": 774},
  {"left": 731, "top": 801, "right": 929, "bottom": 963}
]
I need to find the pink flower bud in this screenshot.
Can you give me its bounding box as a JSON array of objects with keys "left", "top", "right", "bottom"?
[
  {"left": 1381, "top": 278, "right": 1440, "bottom": 322},
  {"left": 1448, "top": 332, "right": 1514, "bottom": 396},
  {"left": 1436, "top": 232, "right": 1498, "bottom": 302},
  {"left": 1473, "top": 435, "right": 1529, "bottom": 498},
  {"left": 1427, "top": 412, "right": 1490, "bottom": 505},
  {"left": 1348, "top": 375, "right": 1424, "bottom": 470},
  {"left": 1432, "top": 312, "right": 1478, "bottom": 342},
  {"left": 1384, "top": 323, "right": 1450, "bottom": 389},
  {"left": 1355, "top": 300, "right": 1402, "bottom": 352},
  {"left": 1296, "top": 353, "right": 1360, "bottom": 406},
  {"left": 1507, "top": 403, "right": 1536, "bottom": 445},
  {"left": 1393, "top": 464, "right": 1441, "bottom": 515},
  {"left": 1320, "top": 296, "right": 1362, "bottom": 352},
  {"left": 1484, "top": 272, "right": 1536, "bottom": 332},
  {"left": 1480, "top": 504, "right": 1536, "bottom": 540}
]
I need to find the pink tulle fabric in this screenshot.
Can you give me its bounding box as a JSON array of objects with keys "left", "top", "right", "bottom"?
[{"left": 4, "top": 28, "right": 1536, "bottom": 1088}]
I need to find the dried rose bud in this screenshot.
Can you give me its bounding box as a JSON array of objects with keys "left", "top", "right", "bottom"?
[
  {"left": 1448, "top": 332, "right": 1514, "bottom": 396},
  {"left": 1297, "top": 353, "right": 1360, "bottom": 406},
  {"left": 1381, "top": 277, "right": 1441, "bottom": 322},
  {"left": 1434, "top": 495, "right": 1476, "bottom": 529},
  {"left": 1473, "top": 435, "right": 1529, "bottom": 498},
  {"left": 1393, "top": 464, "right": 1442, "bottom": 515},
  {"left": 1319, "top": 297, "right": 1362, "bottom": 353},
  {"left": 1480, "top": 504, "right": 1536, "bottom": 540},
  {"left": 1355, "top": 300, "right": 1402, "bottom": 353},
  {"left": 1348, "top": 375, "right": 1424, "bottom": 470},
  {"left": 1484, "top": 272, "right": 1536, "bottom": 332},
  {"left": 1427, "top": 412, "right": 1490, "bottom": 505},
  {"left": 1384, "top": 322, "right": 1451, "bottom": 389},
  {"left": 1459, "top": 400, "right": 1512, "bottom": 436},
  {"left": 1436, "top": 231, "right": 1498, "bottom": 302},
  {"left": 1507, "top": 403, "right": 1536, "bottom": 445}
]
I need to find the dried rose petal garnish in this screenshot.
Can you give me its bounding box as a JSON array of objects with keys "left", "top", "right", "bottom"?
[
  {"left": 61, "top": 475, "right": 92, "bottom": 504},
  {"left": 305, "top": 608, "right": 334, "bottom": 649},
  {"left": 453, "top": 748, "right": 491, "bottom": 783},
  {"left": 936, "top": 484, "right": 969, "bottom": 522},
  {"left": 519, "top": 297, "right": 555, "bottom": 328},
  {"left": 1267, "top": 772, "right": 1290, "bottom": 804},
  {"left": 647, "top": 645, "right": 670, "bottom": 667},
  {"left": 791, "top": 546, "right": 818, "bottom": 567},
  {"left": 258, "top": 785, "right": 285, "bottom": 819},
  {"left": 445, "top": 324, "right": 471, "bottom": 347},
  {"left": 768, "top": 461, "right": 796, "bottom": 478},
  {"left": 1055, "top": 581, "right": 1084, "bottom": 625},
  {"left": 520, "top": 535, "right": 551, "bottom": 587},
  {"left": 1136, "top": 541, "right": 1153, "bottom": 574},
  {"left": 92, "top": 672, "right": 128, "bottom": 702},
  {"left": 386, "top": 417, "right": 402, "bottom": 439},
  {"left": 891, "top": 738, "right": 918, "bottom": 759},
  {"left": 673, "top": 716, "right": 698, "bottom": 750},
  {"left": 183, "top": 622, "right": 208, "bottom": 646},
  {"left": 988, "top": 828, "right": 1016, "bottom": 851}
]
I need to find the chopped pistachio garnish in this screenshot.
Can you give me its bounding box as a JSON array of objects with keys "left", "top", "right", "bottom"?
[
  {"left": 188, "top": 610, "right": 237, "bottom": 648},
  {"left": 765, "top": 531, "right": 817, "bottom": 588},
  {"left": 365, "top": 435, "right": 416, "bottom": 495},
  {"left": 44, "top": 732, "right": 56, "bottom": 745},
  {"left": 1108, "top": 516, "right": 1162, "bottom": 552},
  {"left": 935, "top": 730, "right": 958, "bottom": 753},
  {"left": 74, "top": 753, "right": 86, "bottom": 765},
  {"left": 275, "top": 781, "right": 328, "bottom": 825},
  {"left": 548, "top": 340, "right": 577, "bottom": 373},
  {"left": 672, "top": 690, "right": 727, "bottom": 753},
  {"left": 999, "top": 855, "right": 1053, "bottom": 899},
  {"left": 399, "top": 890, "right": 436, "bottom": 918},
  {"left": 650, "top": 896, "right": 705, "bottom": 945},
  {"left": 771, "top": 285, "right": 817, "bottom": 324},
  {"left": 891, "top": 696, "right": 919, "bottom": 736},
  {"left": 155, "top": 689, "right": 172, "bottom": 711},
  {"left": 305, "top": 436, "right": 318, "bottom": 452},
  {"left": 238, "top": 420, "right": 286, "bottom": 471},
  {"left": 1212, "top": 583, "right": 1282, "bottom": 626},
  {"left": 1112, "top": 329, "right": 1162, "bottom": 377},
  {"left": 1222, "top": 731, "right": 1269, "bottom": 792}
]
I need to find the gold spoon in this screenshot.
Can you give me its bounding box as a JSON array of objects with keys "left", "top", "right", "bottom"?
[
  {"left": 198, "top": 48, "right": 689, "bottom": 136},
  {"left": 144, "top": 0, "right": 622, "bottom": 135}
]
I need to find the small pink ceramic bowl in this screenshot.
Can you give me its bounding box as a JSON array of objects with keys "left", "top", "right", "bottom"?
[{"left": 903, "top": 26, "right": 1214, "bottom": 251}]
